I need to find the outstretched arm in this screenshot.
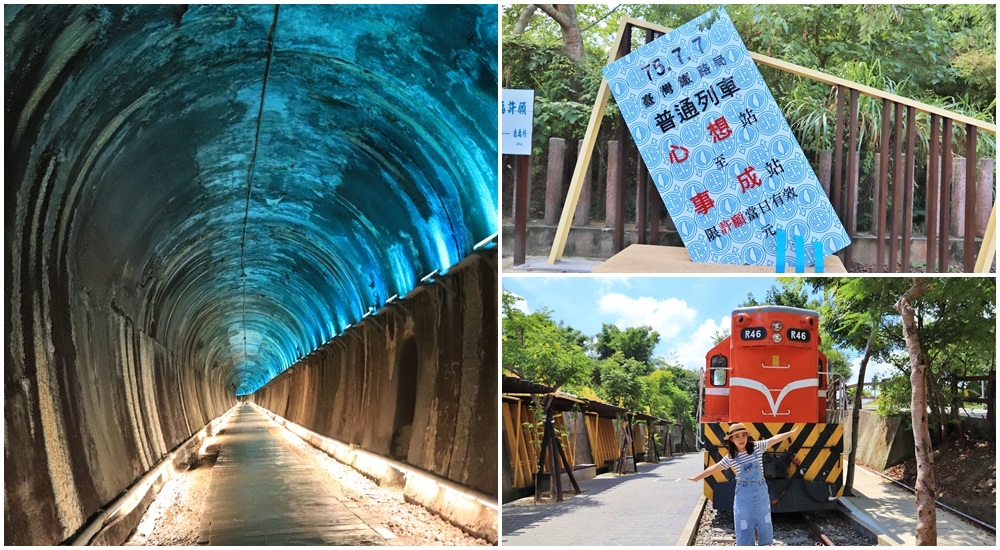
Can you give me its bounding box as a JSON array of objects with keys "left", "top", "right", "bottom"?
[
  {"left": 763, "top": 427, "right": 799, "bottom": 449},
  {"left": 687, "top": 461, "right": 726, "bottom": 482}
]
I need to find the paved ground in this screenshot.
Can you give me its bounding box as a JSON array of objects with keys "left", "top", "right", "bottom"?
[
  {"left": 502, "top": 255, "right": 601, "bottom": 273},
  {"left": 842, "top": 465, "right": 996, "bottom": 546},
  {"left": 502, "top": 453, "right": 705, "bottom": 546},
  {"left": 197, "top": 405, "right": 388, "bottom": 545}
]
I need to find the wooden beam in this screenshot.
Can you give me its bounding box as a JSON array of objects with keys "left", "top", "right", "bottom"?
[
  {"left": 546, "top": 14, "right": 994, "bottom": 264},
  {"left": 548, "top": 17, "right": 632, "bottom": 264},
  {"left": 621, "top": 14, "right": 997, "bottom": 133},
  {"left": 974, "top": 202, "right": 996, "bottom": 273}
]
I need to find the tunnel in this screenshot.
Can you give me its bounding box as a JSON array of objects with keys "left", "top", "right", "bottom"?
[{"left": 5, "top": 4, "right": 498, "bottom": 545}]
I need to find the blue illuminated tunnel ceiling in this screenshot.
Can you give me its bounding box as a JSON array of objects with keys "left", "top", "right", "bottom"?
[{"left": 5, "top": 5, "right": 498, "bottom": 394}]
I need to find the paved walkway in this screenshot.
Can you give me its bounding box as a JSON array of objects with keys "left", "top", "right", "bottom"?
[
  {"left": 842, "top": 465, "right": 995, "bottom": 546},
  {"left": 502, "top": 453, "right": 705, "bottom": 546},
  {"left": 197, "top": 404, "right": 388, "bottom": 545}
]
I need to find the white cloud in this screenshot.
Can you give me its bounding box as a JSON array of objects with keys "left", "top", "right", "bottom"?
[
  {"left": 671, "top": 316, "right": 730, "bottom": 372},
  {"left": 505, "top": 292, "right": 530, "bottom": 314},
  {"left": 597, "top": 294, "right": 698, "bottom": 339}
]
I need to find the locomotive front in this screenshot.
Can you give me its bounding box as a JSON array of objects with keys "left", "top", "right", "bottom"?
[{"left": 699, "top": 305, "right": 846, "bottom": 513}]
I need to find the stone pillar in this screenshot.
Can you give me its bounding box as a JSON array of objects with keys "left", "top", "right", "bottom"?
[
  {"left": 818, "top": 150, "right": 833, "bottom": 197},
  {"left": 977, "top": 159, "right": 994, "bottom": 237},
  {"left": 871, "top": 154, "right": 883, "bottom": 235},
  {"left": 846, "top": 150, "right": 860, "bottom": 235},
  {"left": 543, "top": 138, "right": 565, "bottom": 225},
  {"left": 950, "top": 157, "right": 967, "bottom": 237},
  {"left": 605, "top": 141, "right": 620, "bottom": 229},
  {"left": 572, "top": 140, "right": 593, "bottom": 226}
]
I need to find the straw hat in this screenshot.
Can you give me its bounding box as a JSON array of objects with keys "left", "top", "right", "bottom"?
[{"left": 725, "top": 422, "right": 748, "bottom": 440}]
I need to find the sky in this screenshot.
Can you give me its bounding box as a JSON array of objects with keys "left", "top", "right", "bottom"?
[{"left": 502, "top": 275, "right": 896, "bottom": 385}]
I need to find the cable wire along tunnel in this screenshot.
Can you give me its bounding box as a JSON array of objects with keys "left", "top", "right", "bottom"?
[{"left": 5, "top": 4, "right": 498, "bottom": 545}]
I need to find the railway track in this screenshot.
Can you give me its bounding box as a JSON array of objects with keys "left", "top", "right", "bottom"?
[
  {"left": 693, "top": 501, "right": 875, "bottom": 546},
  {"left": 802, "top": 512, "right": 836, "bottom": 545},
  {"left": 857, "top": 464, "right": 996, "bottom": 535}
]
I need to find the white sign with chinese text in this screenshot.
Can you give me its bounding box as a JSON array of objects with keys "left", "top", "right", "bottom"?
[
  {"left": 501, "top": 89, "right": 534, "bottom": 155},
  {"left": 602, "top": 8, "right": 849, "bottom": 266}
]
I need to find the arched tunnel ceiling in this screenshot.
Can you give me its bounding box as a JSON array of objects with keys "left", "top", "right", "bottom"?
[{"left": 5, "top": 5, "right": 498, "bottom": 395}]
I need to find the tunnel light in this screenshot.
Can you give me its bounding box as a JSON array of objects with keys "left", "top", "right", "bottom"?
[
  {"left": 420, "top": 269, "right": 439, "bottom": 283},
  {"left": 265, "top": 414, "right": 498, "bottom": 513},
  {"left": 473, "top": 232, "right": 499, "bottom": 251}
]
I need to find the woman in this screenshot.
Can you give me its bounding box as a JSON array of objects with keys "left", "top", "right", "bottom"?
[{"left": 687, "top": 423, "right": 798, "bottom": 546}]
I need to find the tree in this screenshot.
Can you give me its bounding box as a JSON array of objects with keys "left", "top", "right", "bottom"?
[
  {"left": 597, "top": 353, "right": 649, "bottom": 410},
  {"left": 502, "top": 290, "right": 591, "bottom": 391},
  {"left": 594, "top": 324, "right": 660, "bottom": 364},
  {"left": 895, "top": 278, "right": 937, "bottom": 545},
  {"left": 512, "top": 4, "right": 585, "bottom": 62},
  {"left": 827, "top": 278, "right": 898, "bottom": 495}
]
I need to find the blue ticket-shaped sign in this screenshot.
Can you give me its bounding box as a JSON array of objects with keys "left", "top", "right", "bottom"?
[{"left": 602, "top": 8, "right": 849, "bottom": 266}]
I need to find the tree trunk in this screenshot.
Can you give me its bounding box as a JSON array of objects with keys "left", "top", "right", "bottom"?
[
  {"left": 924, "top": 365, "right": 947, "bottom": 442},
  {"left": 894, "top": 278, "right": 937, "bottom": 545},
  {"left": 536, "top": 4, "right": 585, "bottom": 61},
  {"left": 512, "top": 4, "right": 537, "bottom": 34},
  {"left": 845, "top": 322, "right": 879, "bottom": 495}
]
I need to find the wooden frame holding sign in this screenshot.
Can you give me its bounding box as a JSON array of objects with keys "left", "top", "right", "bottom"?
[
  {"left": 502, "top": 89, "right": 535, "bottom": 265},
  {"left": 549, "top": 9, "right": 853, "bottom": 268}
]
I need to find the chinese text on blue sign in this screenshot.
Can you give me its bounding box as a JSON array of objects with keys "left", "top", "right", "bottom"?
[{"left": 602, "top": 8, "right": 849, "bottom": 266}]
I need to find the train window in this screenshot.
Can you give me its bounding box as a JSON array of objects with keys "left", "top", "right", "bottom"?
[{"left": 710, "top": 355, "right": 728, "bottom": 386}]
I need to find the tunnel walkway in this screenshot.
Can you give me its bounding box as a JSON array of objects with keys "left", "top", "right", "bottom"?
[{"left": 198, "top": 404, "right": 390, "bottom": 545}]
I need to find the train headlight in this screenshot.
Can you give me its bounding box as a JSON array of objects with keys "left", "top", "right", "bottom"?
[
  {"left": 772, "top": 333, "right": 783, "bottom": 343},
  {"left": 771, "top": 321, "right": 782, "bottom": 331}
]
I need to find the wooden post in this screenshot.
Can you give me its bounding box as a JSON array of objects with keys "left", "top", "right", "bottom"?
[
  {"left": 818, "top": 150, "right": 833, "bottom": 197},
  {"left": 548, "top": 413, "right": 563, "bottom": 501},
  {"left": 637, "top": 157, "right": 648, "bottom": 244},
  {"left": 964, "top": 126, "right": 978, "bottom": 271},
  {"left": 513, "top": 155, "right": 530, "bottom": 265},
  {"left": 572, "top": 140, "right": 592, "bottom": 226},
  {"left": 605, "top": 141, "right": 621, "bottom": 229},
  {"left": 989, "top": 370, "right": 996, "bottom": 433},
  {"left": 544, "top": 138, "right": 566, "bottom": 225}
]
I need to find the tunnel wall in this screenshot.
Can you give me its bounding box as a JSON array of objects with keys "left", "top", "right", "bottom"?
[
  {"left": 251, "top": 251, "right": 498, "bottom": 497},
  {"left": 4, "top": 271, "right": 233, "bottom": 545}
]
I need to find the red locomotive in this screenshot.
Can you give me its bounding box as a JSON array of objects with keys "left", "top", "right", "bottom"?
[{"left": 698, "top": 305, "right": 846, "bottom": 512}]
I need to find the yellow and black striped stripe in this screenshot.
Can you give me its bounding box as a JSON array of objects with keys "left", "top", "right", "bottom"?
[{"left": 701, "top": 422, "right": 844, "bottom": 503}]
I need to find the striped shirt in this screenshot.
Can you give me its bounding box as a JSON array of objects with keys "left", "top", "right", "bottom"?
[{"left": 717, "top": 440, "right": 766, "bottom": 482}]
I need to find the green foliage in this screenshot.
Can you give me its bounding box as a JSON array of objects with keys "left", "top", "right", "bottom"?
[
  {"left": 502, "top": 34, "right": 607, "bottom": 155},
  {"left": 596, "top": 352, "right": 650, "bottom": 410},
  {"left": 504, "top": 4, "right": 996, "bottom": 160},
  {"left": 502, "top": 290, "right": 698, "bottom": 428},
  {"left": 821, "top": 277, "right": 996, "bottom": 421},
  {"left": 594, "top": 324, "right": 660, "bottom": 364},
  {"left": 502, "top": 290, "right": 592, "bottom": 390},
  {"left": 645, "top": 366, "right": 698, "bottom": 434},
  {"left": 872, "top": 372, "right": 913, "bottom": 419}
]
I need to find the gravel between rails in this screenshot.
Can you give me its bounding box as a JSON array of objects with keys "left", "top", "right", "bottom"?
[
  {"left": 125, "top": 424, "right": 491, "bottom": 546},
  {"left": 694, "top": 500, "right": 875, "bottom": 546}
]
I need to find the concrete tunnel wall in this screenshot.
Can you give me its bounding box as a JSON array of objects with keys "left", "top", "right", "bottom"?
[{"left": 252, "top": 252, "right": 498, "bottom": 497}]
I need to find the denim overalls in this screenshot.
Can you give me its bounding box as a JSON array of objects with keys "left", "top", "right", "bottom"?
[{"left": 732, "top": 447, "right": 773, "bottom": 546}]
